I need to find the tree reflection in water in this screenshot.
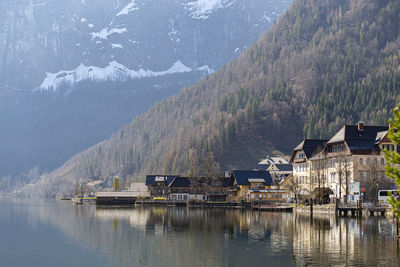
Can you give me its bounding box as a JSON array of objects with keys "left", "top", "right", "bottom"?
[{"left": 1, "top": 200, "right": 399, "bottom": 267}]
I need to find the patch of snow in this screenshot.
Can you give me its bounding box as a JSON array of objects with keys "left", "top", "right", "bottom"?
[
  {"left": 112, "top": 43, "right": 123, "bottom": 49},
  {"left": 39, "top": 61, "right": 213, "bottom": 91},
  {"left": 184, "top": 0, "right": 236, "bottom": 19},
  {"left": 88, "top": 23, "right": 95, "bottom": 28},
  {"left": 260, "top": 15, "right": 271, "bottom": 23},
  {"left": 234, "top": 47, "right": 239, "bottom": 53},
  {"left": 128, "top": 39, "right": 139, "bottom": 44},
  {"left": 90, "top": 27, "right": 127, "bottom": 40},
  {"left": 80, "top": 17, "right": 87, "bottom": 23},
  {"left": 196, "top": 65, "right": 214, "bottom": 75},
  {"left": 116, "top": 0, "right": 139, "bottom": 16}
]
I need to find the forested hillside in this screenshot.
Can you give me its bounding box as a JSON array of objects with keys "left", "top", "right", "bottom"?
[{"left": 20, "top": 0, "right": 400, "bottom": 197}]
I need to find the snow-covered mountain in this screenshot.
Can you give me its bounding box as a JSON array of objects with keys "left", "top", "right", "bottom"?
[
  {"left": 0, "top": 0, "right": 292, "bottom": 180},
  {"left": 0, "top": 0, "right": 290, "bottom": 91}
]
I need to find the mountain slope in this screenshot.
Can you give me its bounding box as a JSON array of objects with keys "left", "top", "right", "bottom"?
[
  {"left": 20, "top": 0, "right": 400, "bottom": 197},
  {"left": 0, "top": 0, "right": 291, "bottom": 179}
]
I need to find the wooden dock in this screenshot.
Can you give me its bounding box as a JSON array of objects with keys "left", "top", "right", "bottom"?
[
  {"left": 251, "top": 203, "right": 293, "bottom": 212},
  {"left": 337, "top": 203, "right": 388, "bottom": 217},
  {"left": 96, "top": 192, "right": 136, "bottom": 205}
]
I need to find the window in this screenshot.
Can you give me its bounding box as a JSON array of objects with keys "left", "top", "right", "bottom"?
[
  {"left": 263, "top": 194, "right": 266, "bottom": 199},
  {"left": 359, "top": 158, "right": 363, "bottom": 165},
  {"left": 381, "top": 158, "right": 385, "bottom": 165},
  {"left": 331, "top": 172, "right": 336, "bottom": 183},
  {"left": 383, "top": 144, "right": 395, "bottom": 151}
]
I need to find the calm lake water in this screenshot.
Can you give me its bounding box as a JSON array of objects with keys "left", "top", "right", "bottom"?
[{"left": 1, "top": 199, "right": 399, "bottom": 267}]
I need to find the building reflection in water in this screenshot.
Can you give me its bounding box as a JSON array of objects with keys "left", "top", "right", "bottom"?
[
  {"left": 5, "top": 200, "right": 400, "bottom": 267},
  {"left": 290, "top": 213, "right": 400, "bottom": 266}
]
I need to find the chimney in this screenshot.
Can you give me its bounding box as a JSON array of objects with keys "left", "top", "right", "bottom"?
[{"left": 358, "top": 121, "right": 365, "bottom": 131}]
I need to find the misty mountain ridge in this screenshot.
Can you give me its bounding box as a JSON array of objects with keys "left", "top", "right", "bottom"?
[
  {"left": 14, "top": 0, "right": 400, "bottom": 198},
  {"left": 0, "top": 0, "right": 291, "bottom": 181}
]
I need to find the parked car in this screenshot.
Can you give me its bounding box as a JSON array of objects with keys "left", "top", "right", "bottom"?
[{"left": 287, "top": 197, "right": 295, "bottom": 203}]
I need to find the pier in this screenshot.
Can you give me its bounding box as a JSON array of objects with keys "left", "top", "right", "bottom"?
[
  {"left": 251, "top": 202, "right": 293, "bottom": 212},
  {"left": 337, "top": 202, "right": 388, "bottom": 217}
]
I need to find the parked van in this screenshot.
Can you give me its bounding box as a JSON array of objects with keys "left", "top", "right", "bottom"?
[{"left": 378, "top": 190, "right": 399, "bottom": 204}]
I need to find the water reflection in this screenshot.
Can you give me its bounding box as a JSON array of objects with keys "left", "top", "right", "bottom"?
[{"left": 1, "top": 200, "right": 399, "bottom": 267}]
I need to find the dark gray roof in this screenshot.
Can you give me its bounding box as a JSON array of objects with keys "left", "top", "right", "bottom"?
[
  {"left": 290, "top": 139, "right": 327, "bottom": 162},
  {"left": 169, "top": 177, "right": 190, "bottom": 187},
  {"left": 145, "top": 175, "right": 178, "bottom": 186},
  {"left": 231, "top": 170, "right": 273, "bottom": 186},
  {"left": 257, "top": 164, "right": 293, "bottom": 171},
  {"left": 168, "top": 177, "right": 230, "bottom": 188},
  {"left": 327, "top": 125, "right": 388, "bottom": 152},
  {"left": 328, "top": 125, "right": 388, "bottom": 144}
]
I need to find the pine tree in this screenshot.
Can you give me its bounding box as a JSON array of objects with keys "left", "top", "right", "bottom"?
[
  {"left": 385, "top": 104, "right": 400, "bottom": 218},
  {"left": 113, "top": 177, "right": 120, "bottom": 192}
]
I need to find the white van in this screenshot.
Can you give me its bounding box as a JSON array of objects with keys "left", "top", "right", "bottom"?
[{"left": 378, "top": 190, "right": 399, "bottom": 204}]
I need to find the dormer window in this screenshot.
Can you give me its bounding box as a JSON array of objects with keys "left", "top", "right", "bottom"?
[
  {"left": 298, "top": 152, "right": 305, "bottom": 159},
  {"left": 382, "top": 144, "right": 395, "bottom": 151},
  {"left": 328, "top": 144, "right": 345, "bottom": 153}
]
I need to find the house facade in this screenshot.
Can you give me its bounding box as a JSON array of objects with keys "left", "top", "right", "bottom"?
[
  {"left": 168, "top": 176, "right": 230, "bottom": 202},
  {"left": 227, "top": 170, "right": 289, "bottom": 202},
  {"left": 291, "top": 123, "right": 396, "bottom": 203},
  {"left": 289, "top": 139, "right": 327, "bottom": 196}
]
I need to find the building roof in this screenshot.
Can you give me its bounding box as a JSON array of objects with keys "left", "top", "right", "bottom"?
[
  {"left": 231, "top": 170, "right": 273, "bottom": 186},
  {"left": 375, "top": 130, "right": 389, "bottom": 143},
  {"left": 169, "top": 177, "right": 191, "bottom": 187},
  {"left": 145, "top": 175, "right": 178, "bottom": 186},
  {"left": 168, "top": 177, "right": 230, "bottom": 188},
  {"left": 258, "top": 156, "right": 289, "bottom": 165},
  {"left": 290, "top": 139, "right": 327, "bottom": 162},
  {"left": 257, "top": 163, "right": 293, "bottom": 172},
  {"left": 327, "top": 125, "right": 388, "bottom": 144},
  {"left": 327, "top": 125, "right": 388, "bottom": 153},
  {"left": 248, "top": 178, "right": 266, "bottom": 183}
]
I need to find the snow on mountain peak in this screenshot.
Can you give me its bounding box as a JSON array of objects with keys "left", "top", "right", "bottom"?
[
  {"left": 39, "top": 61, "right": 212, "bottom": 91},
  {"left": 185, "top": 0, "right": 236, "bottom": 19},
  {"left": 90, "top": 27, "right": 127, "bottom": 40},
  {"left": 116, "top": 0, "right": 139, "bottom": 17}
]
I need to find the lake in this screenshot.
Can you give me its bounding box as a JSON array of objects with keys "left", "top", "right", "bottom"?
[{"left": 0, "top": 199, "right": 399, "bottom": 267}]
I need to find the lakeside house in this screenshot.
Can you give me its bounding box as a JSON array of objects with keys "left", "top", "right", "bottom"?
[
  {"left": 227, "top": 170, "right": 289, "bottom": 202},
  {"left": 143, "top": 170, "right": 291, "bottom": 203},
  {"left": 145, "top": 175, "right": 179, "bottom": 197},
  {"left": 168, "top": 176, "right": 230, "bottom": 202},
  {"left": 290, "top": 122, "right": 396, "bottom": 203},
  {"left": 145, "top": 175, "right": 231, "bottom": 202},
  {"left": 257, "top": 156, "right": 293, "bottom": 184}
]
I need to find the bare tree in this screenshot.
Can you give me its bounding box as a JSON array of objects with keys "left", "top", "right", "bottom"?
[
  {"left": 334, "top": 152, "right": 351, "bottom": 203},
  {"left": 188, "top": 148, "right": 199, "bottom": 177},
  {"left": 74, "top": 182, "right": 89, "bottom": 200},
  {"left": 285, "top": 176, "right": 301, "bottom": 204},
  {"left": 202, "top": 151, "right": 221, "bottom": 178},
  {"left": 364, "top": 158, "right": 394, "bottom": 203},
  {"left": 341, "top": 155, "right": 351, "bottom": 203},
  {"left": 311, "top": 152, "right": 326, "bottom": 204}
]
